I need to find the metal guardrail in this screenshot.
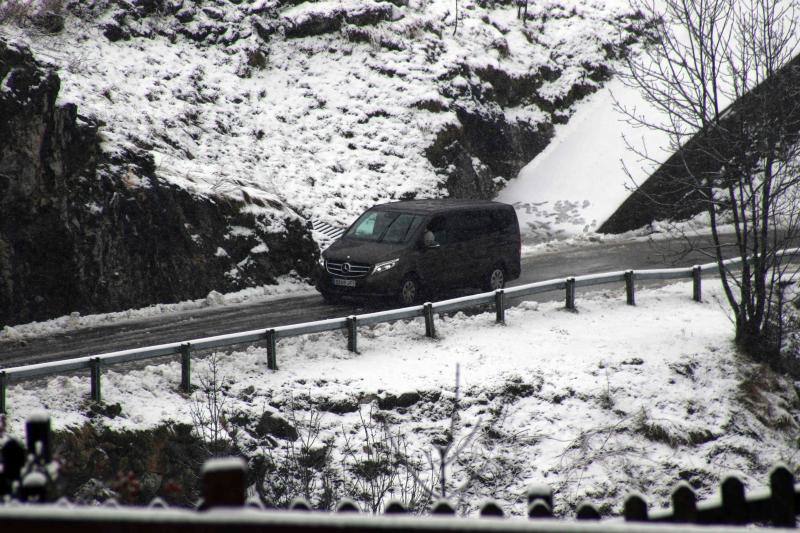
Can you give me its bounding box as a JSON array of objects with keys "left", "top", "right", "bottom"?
[{"left": 0, "top": 248, "right": 798, "bottom": 412}]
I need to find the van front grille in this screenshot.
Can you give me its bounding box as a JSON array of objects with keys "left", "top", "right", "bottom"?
[{"left": 326, "top": 260, "right": 371, "bottom": 278}]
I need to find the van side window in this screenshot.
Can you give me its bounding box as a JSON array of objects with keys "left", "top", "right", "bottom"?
[
  {"left": 450, "top": 211, "right": 493, "bottom": 243},
  {"left": 428, "top": 216, "right": 448, "bottom": 245},
  {"left": 491, "top": 208, "right": 514, "bottom": 233},
  {"left": 383, "top": 214, "right": 423, "bottom": 244}
]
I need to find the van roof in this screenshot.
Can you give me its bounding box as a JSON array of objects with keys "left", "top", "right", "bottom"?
[{"left": 373, "top": 199, "right": 511, "bottom": 214}]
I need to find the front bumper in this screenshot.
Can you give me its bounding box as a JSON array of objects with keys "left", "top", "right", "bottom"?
[{"left": 314, "top": 265, "right": 402, "bottom": 299}]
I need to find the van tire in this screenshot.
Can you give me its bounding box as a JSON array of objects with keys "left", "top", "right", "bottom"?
[
  {"left": 398, "top": 275, "right": 420, "bottom": 306},
  {"left": 484, "top": 264, "right": 505, "bottom": 292}
]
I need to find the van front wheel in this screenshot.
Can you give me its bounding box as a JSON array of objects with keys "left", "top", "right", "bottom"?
[
  {"left": 484, "top": 265, "right": 505, "bottom": 292},
  {"left": 398, "top": 276, "right": 420, "bottom": 306}
]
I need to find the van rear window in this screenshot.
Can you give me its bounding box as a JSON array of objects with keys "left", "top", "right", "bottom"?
[{"left": 346, "top": 211, "right": 423, "bottom": 243}]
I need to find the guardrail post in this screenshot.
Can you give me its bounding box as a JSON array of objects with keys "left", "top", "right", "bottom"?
[
  {"left": 180, "top": 344, "right": 191, "bottom": 393},
  {"left": 0, "top": 371, "right": 6, "bottom": 414},
  {"left": 89, "top": 357, "right": 102, "bottom": 403},
  {"left": 266, "top": 329, "right": 277, "bottom": 370},
  {"left": 347, "top": 316, "right": 358, "bottom": 353},
  {"left": 625, "top": 270, "right": 635, "bottom": 305},
  {"left": 565, "top": 277, "right": 576, "bottom": 311},
  {"left": 424, "top": 303, "right": 435, "bottom": 338},
  {"left": 692, "top": 266, "right": 702, "bottom": 302},
  {"left": 495, "top": 289, "right": 505, "bottom": 324}
]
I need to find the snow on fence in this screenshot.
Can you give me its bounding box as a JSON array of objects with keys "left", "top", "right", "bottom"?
[
  {"left": 0, "top": 249, "right": 798, "bottom": 413},
  {"left": 1, "top": 415, "right": 798, "bottom": 530}
]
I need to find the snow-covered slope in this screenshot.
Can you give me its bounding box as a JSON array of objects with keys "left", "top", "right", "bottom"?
[
  {"left": 2, "top": 0, "right": 646, "bottom": 230},
  {"left": 6, "top": 282, "right": 797, "bottom": 513},
  {"left": 497, "top": 77, "right": 672, "bottom": 242}
]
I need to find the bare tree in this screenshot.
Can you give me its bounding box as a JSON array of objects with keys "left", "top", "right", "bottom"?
[
  {"left": 189, "top": 354, "right": 233, "bottom": 455},
  {"left": 618, "top": 0, "right": 800, "bottom": 358}
]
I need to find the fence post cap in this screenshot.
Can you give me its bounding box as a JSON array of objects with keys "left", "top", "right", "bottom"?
[
  {"left": 672, "top": 481, "right": 697, "bottom": 498},
  {"left": 527, "top": 499, "right": 552, "bottom": 517},
  {"left": 201, "top": 456, "right": 247, "bottom": 475},
  {"left": 335, "top": 498, "right": 360, "bottom": 513},
  {"left": 430, "top": 498, "right": 456, "bottom": 514},
  {"left": 201, "top": 457, "right": 247, "bottom": 509},
  {"left": 720, "top": 473, "right": 745, "bottom": 487},
  {"left": 21, "top": 471, "right": 47, "bottom": 488},
  {"left": 148, "top": 497, "right": 169, "bottom": 509},
  {"left": 103, "top": 498, "right": 121, "bottom": 508},
  {"left": 624, "top": 492, "right": 647, "bottom": 503},
  {"left": 623, "top": 493, "right": 648, "bottom": 521},
  {"left": 769, "top": 463, "right": 793, "bottom": 478},
  {"left": 479, "top": 499, "right": 504, "bottom": 517},
  {"left": 289, "top": 497, "right": 312, "bottom": 511},
  {"left": 576, "top": 501, "right": 601, "bottom": 520},
  {"left": 526, "top": 482, "right": 553, "bottom": 498},
  {"left": 26, "top": 411, "right": 51, "bottom": 424},
  {"left": 384, "top": 499, "right": 407, "bottom": 514}
]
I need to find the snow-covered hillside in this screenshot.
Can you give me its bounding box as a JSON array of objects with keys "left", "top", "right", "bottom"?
[
  {"left": 6, "top": 282, "right": 797, "bottom": 513},
  {"left": 497, "top": 77, "right": 672, "bottom": 242},
  {"left": 2, "top": 0, "right": 646, "bottom": 230}
]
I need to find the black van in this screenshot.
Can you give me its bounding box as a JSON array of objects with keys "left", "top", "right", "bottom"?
[{"left": 315, "top": 199, "right": 521, "bottom": 305}]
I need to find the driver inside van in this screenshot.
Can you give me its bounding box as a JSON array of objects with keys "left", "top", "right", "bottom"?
[{"left": 424, "top": 227, "right": 436, "bottom": 247}]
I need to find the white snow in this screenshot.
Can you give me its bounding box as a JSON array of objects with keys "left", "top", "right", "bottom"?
[
  {"left": 0, "top": 274, "right": 315, "bottom": 342},
  {"left": 497, "top": 77, "right": 672, "bottom": 243},
  {"left": 3, "top": 281, "right": 796, "bottom": 514}
]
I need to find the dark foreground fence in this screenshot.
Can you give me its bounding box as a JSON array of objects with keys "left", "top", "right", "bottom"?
[
  {"left": 1, "top": 415, "right": 798, "bottom": 532},
  {"left": 3, "top": 248, "right": 798, "bottom": 414}
]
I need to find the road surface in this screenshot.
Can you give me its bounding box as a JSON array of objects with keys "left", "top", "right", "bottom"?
[{"left": 0, "top": 234, "right": 746, "bottom": 369}]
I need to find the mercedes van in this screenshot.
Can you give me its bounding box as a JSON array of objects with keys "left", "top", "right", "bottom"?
[{"left": 315, "top": 199, "right": 521, "bottom": 305}]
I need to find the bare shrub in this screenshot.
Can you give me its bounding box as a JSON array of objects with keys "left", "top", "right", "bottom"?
[
  {"left": 189, "top": 353, "right": 234, "bottom": 456},
  {"left": 255, "top": 402, "right": 339, "bottom": 509},
  {"left": 341, "top": 405, "right": 430, "bottom": 513}
]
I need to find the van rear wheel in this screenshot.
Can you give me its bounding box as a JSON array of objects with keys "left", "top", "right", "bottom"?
[
  {"left": 398, "top": 276, "right": 420, "bottom": 306},
  {"left": 484, "top": 265, "right": 505, "bottom": 292}
]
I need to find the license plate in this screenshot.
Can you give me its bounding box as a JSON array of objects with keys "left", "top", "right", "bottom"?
[{"left": 333, "top": 278, "right": 356, "bottom": 287}]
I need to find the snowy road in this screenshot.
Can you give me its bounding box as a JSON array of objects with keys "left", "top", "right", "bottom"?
[{"left": 0, "top": 234, "right": 743, "bottom": 369}]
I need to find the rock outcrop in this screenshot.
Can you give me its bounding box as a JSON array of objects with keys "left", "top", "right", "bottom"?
[{"left": 0, "top": 40, "right": 316, "bottom": 325}]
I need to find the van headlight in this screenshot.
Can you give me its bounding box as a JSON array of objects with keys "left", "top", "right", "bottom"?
[
  {"left": 317, "top": 256, "right": 325, "bottom": 267},
  {"left": 373, "top": 258, "right": 399, "bottom": 274}
]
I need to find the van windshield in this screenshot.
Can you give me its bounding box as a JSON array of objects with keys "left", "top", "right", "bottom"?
[{"left": 345, "top": 211, "right": 424, "bottom": 244}]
